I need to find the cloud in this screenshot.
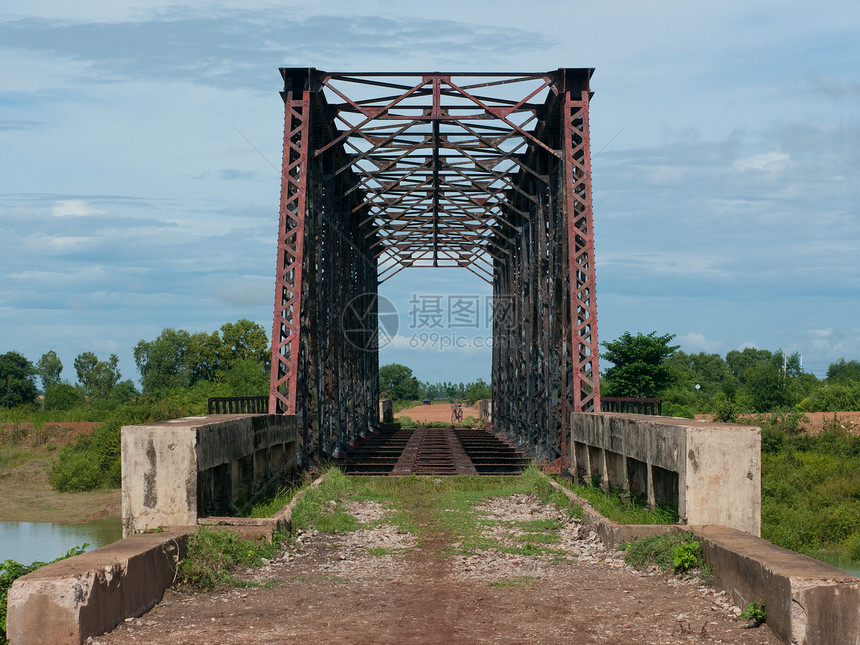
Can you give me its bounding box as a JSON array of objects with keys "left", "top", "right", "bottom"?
[
  {"left": 0, "top": 119, "right": 41, "bottom": 131},
  {"left": 51, "top": 199, "right": 105, "bottom": 217},
  {"left": 731, "top": 151, "right": 791, "bottom": 173},
  {"left": 677, "top": 332, "right": 722, "bottom": 353},
  {"left": 215, "top": 278, "right": 271, "bottom": 307},
  {"left": 0, "top": 12, "right": 554, "bottom": 91},
  {"left": 809, "top": 328, "right": 860, "bottom": 357}
]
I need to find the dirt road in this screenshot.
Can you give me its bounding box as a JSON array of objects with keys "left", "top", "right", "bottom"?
[
  {"left": 396, "top": 402, "right": 481, "bottom": 424},
  {"left": 96, "top": 490, "right": 780, "bottom": 644}
]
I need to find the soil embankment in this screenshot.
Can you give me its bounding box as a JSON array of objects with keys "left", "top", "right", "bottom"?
[
  {"left": 0, "top": 422, "right": 120, "bottom": 523},
  {"left": 694, "top": 411, "right": 860, "bottom": 434}
]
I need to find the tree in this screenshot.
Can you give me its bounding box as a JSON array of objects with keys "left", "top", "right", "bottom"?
[
  {"left": 218, "top": 319, "right": 269, "bottom": 374},
  {"left": 465, "top": 378, "right": 491, "bottom": 405},
  {"left": 0, "top": 351, "right": 38, "bottom": 408},
  {"left": 379, "top": 363, "right": 420, "bottom": 402},
  {"left": 43, "top": 383, "right": 85, "bottom": 411},
  {"left": 826, "top": 359, "right": 860, "bottom": 384},
  {"left": 74, "top": 352, "right": 121, "bottom": 399},
  {"left": 725, "top": 348, "right": 773, "bottom": 381},
  {"left": 600, "top": 331, "right": 679, "bottom": 398},
  {"left": 36, "top": 350, "right": 63, "bottom": 390},
  {"left": 134, "top": 328, "right": 192, "bottom": 394},
  {"left": 135, "top": 320, "right": 270, "bottom": 395}
]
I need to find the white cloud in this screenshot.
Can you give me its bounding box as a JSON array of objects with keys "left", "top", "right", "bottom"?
[
  {"left": 51, "top": 199, "right": 104, "bottom": 217},
  {"left": 731, "top": 151, "right": 791, "bottom": 173},
  {"left": 677, "top": 332, "right": 721, "bottom": 353}
]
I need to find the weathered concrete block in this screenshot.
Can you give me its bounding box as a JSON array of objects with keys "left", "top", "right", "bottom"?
[
  {"left": 477, "top": 399, "right": 493, "bottom": 424},
  {"left": 570, "top": 413, "right": 761, "bottom": 535},
  {"left": 6, "top": 529, "right": 192, "bottom": 645},
  {"left": 697, "top": 525, "right": 860, "bottom": 645},
  {"left": 122, "top": 414, "right": 298, "bottom": 536},
  {"left": 379, "top": 399, "right": 393, "bottom": 423}
]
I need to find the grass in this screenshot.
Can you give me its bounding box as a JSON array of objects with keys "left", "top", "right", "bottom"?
[
  {"left": 760, "top": 419, "right": 860, "bottom": 569},
  {"left": 288, "top": 465, "right": 583, "bottom": 564},
  {"left": 174, "top": 526, "right": 286, "bottom": 591},
  {"left": 234, "top": 478, "right": 305, "bottom": 518},
  {"left": 624, "top": 530, "right": 709, "bottom": 580},
  {"left": 489, "top": 576, "right": 538, "bottom": 588},
  {"left": 555, "top": 479, "right": 679, "bottom": 525}
]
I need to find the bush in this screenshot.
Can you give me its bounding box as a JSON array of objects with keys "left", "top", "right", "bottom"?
[
  {"left": 49, "top": 443, "right": 103, "bottom": 492},
  {"left": 625, "top": 531, "right": 706, "bottom": 574},
  {"left": 174, "top": 527, "right": 283, "bottom": 590},
  {"left": 43, "top": 384, "right": 86, "bottom": 411}
]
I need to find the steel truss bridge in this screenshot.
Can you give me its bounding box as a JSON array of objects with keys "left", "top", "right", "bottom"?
[{"left": 268, "top": 69, "right": 600, "bottom": 466}]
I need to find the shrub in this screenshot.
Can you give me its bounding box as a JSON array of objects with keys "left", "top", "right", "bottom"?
[
  {"left": 48, "top": 444, "right": 103, "bottom": 492},
  {"left": 174, "top": 527, "right": 283, "bottom": 590},
  {"left": 42, "top": 384, "right": 86, "bottom": 411},
  {"left": 625, "top": 531, "right": 705, "bottom": 574}
]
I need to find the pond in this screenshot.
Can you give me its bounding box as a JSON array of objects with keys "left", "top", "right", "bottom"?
[{"left": 0, "top": 517, "right": 122, "bottom": 565}]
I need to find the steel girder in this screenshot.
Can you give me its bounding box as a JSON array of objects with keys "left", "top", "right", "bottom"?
[{"left": 269, "top": 69, "right": 599, "bottom": 464}]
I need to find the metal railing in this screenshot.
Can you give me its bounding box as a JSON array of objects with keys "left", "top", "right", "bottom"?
[
  {"left": 600, "top": 397, "right": 662, "bottom": 416},
  {"left": 207, "top": 396, "right": 268, "bottom": 414}
]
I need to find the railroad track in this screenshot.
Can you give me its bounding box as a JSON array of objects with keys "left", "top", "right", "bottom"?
[{"left": 335, "top": 424, "right": 529, "bottom": 476}]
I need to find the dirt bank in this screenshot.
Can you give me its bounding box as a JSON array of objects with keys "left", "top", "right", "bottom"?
[
  {"left": 693, "top": 411, "right": 860, "bottom": 435},
  {"left": 0, "top": 421, "right": 120, "bottom": 523}
]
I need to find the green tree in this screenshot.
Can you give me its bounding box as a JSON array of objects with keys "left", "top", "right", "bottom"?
[
  {"left": 464, "top": 378, "right": 491, "bottom": 405},
  {"left": 43, "top": 383, "right": 86, "bottom": 411},
  {"left": 134, "top": 328, "right": 192, "bottom": 395},
  {"left": 600, "top": 331, "right": 679, "bottom": 398},
  {"left": 35, "top": 350, "right": 63, "bottom": 390},
  {"left": 135, "top": 320, "right": 269, "bottom": 395},
  {"left": 725, "top": 348, "right": 773, "bottom": 381},
  {"left": 826, "top": 359, "right": 860, "bottom": 383},
  {"left": 0, "top": 351, "right": 38, "bottom": 408},
  {"left": 379, "top": 363, "right": 420, "bottom": 402},
  {"left": 73, "top": 352, "right": 121, "bottom": 399},
  {"left": 217, "top": 319, "right": 269, "bottom": 375}
]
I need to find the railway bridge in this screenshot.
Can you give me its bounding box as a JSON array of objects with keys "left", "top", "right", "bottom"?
[{"left": 266, "top": 69, "right": 599, "bottom": 466}]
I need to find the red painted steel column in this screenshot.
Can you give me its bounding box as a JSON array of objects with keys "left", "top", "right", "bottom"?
[
  {"left": 563, "top": 80, "right": 601, "bottom": 414},
  {"left": 269, "top": 86, "right": 311, "bottom": 414}
]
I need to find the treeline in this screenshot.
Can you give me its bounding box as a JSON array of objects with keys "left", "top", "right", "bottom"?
[
  {"left": 600, "top": 332, "right": 860, "bottom": 418},
  {"left": 379, "top": 363, "right": 491, "bottom": 405},
  {"left": 0, "top": 319, "right": 271, "bottom": 493}
]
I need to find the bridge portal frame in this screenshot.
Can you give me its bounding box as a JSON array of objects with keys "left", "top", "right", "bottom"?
[{"left": 269, "top": 69, "right": 599, "bottom": 465}]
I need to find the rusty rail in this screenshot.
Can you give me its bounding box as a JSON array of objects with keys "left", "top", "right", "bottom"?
[
  {"left": 600, "top": 397, "right": 662, "bottom": 416},
  {"left": 207, "top": 396, "right": 268, "bottom": 414}
]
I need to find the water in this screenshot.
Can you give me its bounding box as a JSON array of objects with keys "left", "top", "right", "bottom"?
[{"left": 0, "top": 517, "right": 122, "bottom": 565}]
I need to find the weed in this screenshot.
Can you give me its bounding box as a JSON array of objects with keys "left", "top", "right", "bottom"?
[
  {"left": 740, "top": 601, "right": 766, "bottom": 626},
  {"left": 489, "top": 576, "right": 537, "bottom": 588},
  {"left": 290, "top": 467, "right": 358, "bottom": 534},
  {"left": 625, "top": 531, "right": 706, "bottom": 575},
  {"left": 174, "top": 527, "right": 284, "bottom": 591},
  {"left": 555, "top": 479, "right": 678, "bottom": 525},
  {"left": 672, "top": 540, "right": 701, "bottom": 573}
]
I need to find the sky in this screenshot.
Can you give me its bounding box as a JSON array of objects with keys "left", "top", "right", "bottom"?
[{"left": 1, "top": 1, "right": 859, "bottom": 388}]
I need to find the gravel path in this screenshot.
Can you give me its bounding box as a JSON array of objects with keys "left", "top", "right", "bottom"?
[{"left": 94, "top": 494, "right": 782, "bottom": 644}]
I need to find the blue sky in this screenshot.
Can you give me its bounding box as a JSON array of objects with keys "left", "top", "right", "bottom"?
[{"left": 1, "top": 1, "right": 859, "bottom": 387}]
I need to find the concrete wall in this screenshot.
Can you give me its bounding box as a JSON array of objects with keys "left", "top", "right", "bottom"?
[
  {"left": 122, "top": 414, "right": 298, "bottom": 536},
  {"left": 379, "top": 399, "right": 393, "bottom": 424},
  {"left": 570, "top": 413, "right": 761, "bottom": 535},
  {"left": 478, "top": 399, "right": 492, "bottom": 425},
  {"left": 6, "top": 529, "right": 193, "bottom": 645}
]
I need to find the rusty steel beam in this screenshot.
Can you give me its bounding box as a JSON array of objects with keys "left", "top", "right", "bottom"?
[{"left": 270, "top": 68, "right": 600, "bottom": 466}]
